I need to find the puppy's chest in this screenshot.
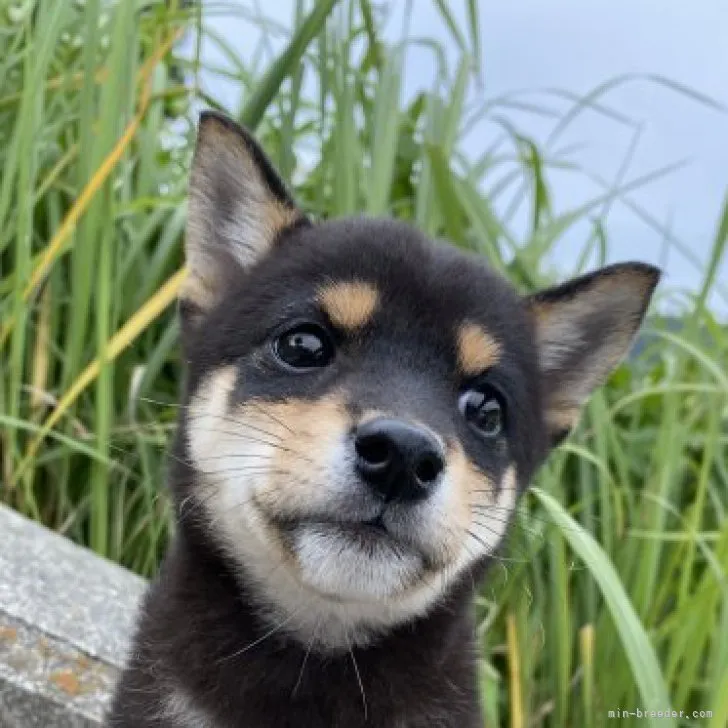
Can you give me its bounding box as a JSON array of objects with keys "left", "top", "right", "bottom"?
[
  {"left": 174, "top": 698, "right": 462, "bottom": 728},
  {"left": 168, "top": 657, "right": 474, "bottom": 728}
]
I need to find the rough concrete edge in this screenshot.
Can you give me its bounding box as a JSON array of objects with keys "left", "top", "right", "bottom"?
[
  {"left": 1, "top": 612, "right": 109, "bottom": 727},
  {"left": 0, "top": 505, "right": 148, "bottom": 726}
]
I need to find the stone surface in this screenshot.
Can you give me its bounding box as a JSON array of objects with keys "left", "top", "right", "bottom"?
[{"left": 0, "top": 504, "right": 147, "bottom": 726}]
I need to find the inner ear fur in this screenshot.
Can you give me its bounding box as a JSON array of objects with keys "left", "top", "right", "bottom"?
[
  {"left": 181, "top": 111, "right": 306, "bottom": 321},
  {"left": 528, "top": 262, "right": 660, "bottom": 443}
]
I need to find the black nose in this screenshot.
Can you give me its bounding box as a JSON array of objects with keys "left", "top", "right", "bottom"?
[{"left": 354, "top": 417, "right": 446, "bottom": 503}]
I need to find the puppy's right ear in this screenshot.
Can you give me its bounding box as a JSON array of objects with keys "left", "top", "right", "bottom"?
[
  {"left": 181, "top": 111, "right": 306, "bottom": 327},
  {"left": 528, "top": 262, "right": 660, "bottom": 444}
]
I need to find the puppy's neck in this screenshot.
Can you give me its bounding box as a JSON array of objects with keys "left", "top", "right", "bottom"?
[
  {"left": 174, "top": 519, "right": 479, "bottom": 654},
  {"left": 139, "top": 529, "right": 481, "bottom": 726}
]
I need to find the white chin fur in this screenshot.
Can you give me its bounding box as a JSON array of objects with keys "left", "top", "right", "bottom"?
[{"left": 293, "top": 525, "right": 423, "bottom": 602}]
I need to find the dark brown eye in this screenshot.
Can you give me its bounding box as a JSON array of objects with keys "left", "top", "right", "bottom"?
[
  {"left": 458, "top": 386, "right": 505, "bottom": 438},
  {"left": 274, "top": 323, "right": 335, "bottom": 370}
]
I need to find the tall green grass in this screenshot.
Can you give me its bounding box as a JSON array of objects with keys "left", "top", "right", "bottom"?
[{"left": 0, "top": 2, "right": 726, "bottom": 726}]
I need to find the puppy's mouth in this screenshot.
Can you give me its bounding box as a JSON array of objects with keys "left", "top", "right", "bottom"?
[
  {"left": 275, "top": 513, "right": 403, "bottom": 552},
  {"left": 263, "top": 508, "right": 435, "bottom": 601}
]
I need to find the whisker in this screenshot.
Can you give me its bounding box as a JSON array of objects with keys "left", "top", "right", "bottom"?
[
  {"left": 180, "top": 391, "right": 294, "bottom": 438},
  {"left": 292, "top": 618, "right": 321, "bottom": 697},
  {"left": 348, "top": 638, "right": 368, "bottom": 721},
  {"left": 470, "top": 504, "right": 595, "bottom": 533},
  {"left": 474, "top": 522, "right": 543, "bottom": 559},
  {"left": 182, "top": 423, "right": 284, "bottom": 448},
  {"left": 141, "top": 393, "right": 300, "bottom": 442},
  {"left": 469, "top": 516, "right": 542, "bottom": 542},
  {"left": 465, "top": 527, "right": 530, "bottom": 563},
  {"left": 216, "top": 604, "right": 301, "bottom": 663},
  {"left": 192, "top": 453, "right": 278, "bottom": 464},
  {"left": 186, "top": 424, "right": 317, "bottom": 461},
  {"left": 139, "top": 396, "right": 181, "bottom": 408},
  {"left": 196, "top": 448, "right": 316, "bottom": 467},
  {"left": 179, "top": 400, "right": 283, "bottom": 431},
  {"left": 245, "top": 400, "right": 296, "bottom": 436}
]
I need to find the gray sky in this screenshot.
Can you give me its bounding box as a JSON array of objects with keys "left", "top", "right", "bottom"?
[{"left": 200, "top": 1, "right": 727, "bottom": 315}]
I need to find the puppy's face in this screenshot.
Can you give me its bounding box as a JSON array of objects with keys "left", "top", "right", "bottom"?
[{"left": 175, "top": 112, "right": 658, "bottom": 648}]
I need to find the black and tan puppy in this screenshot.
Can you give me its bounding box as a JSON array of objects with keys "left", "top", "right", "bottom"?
[{"left": 108, "top": 111, "right": 659, "bottom": 727}]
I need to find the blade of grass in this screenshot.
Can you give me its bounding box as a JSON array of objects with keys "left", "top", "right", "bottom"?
[
  {"left": 239, "top": 0, "right": 340, "bottom": 131},
  {"left": 533, "top": 487, "right": 675, "bottom": 726},
  {"left": 14, "top": 268, "right": 187, "bottom": 486}
]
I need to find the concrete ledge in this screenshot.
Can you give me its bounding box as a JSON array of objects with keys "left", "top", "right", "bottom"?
[{"left": 0, "top": 504, "right": 146, "bottom": 726}]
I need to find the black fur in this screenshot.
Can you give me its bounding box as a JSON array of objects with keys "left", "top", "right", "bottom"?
[
  {"left": 108, "top": 113, "right": 659, "bottom": 727},
  {"left": 112, "top": 533, "right": 486, "bottom": 727}
]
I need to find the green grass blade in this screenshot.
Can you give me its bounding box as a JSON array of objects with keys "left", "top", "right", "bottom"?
[
  {"left": 533, "top": 488, "right": 675, "bottom": 725},
  {"left": 239, "top": 0, "right": 340, "bottom": 131}
]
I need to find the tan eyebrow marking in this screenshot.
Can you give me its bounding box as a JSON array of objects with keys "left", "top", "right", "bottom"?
[
  {"left": 317, "top": 281, "right": 379, "bottom": 331},
  {"left": 457, "top": 322, "right": 502, "bottom": 375}
]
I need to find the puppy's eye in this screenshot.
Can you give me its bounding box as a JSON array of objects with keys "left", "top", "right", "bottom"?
[
  {"left": 274, "top": 323, "right": 335, "bottom": 370},
  {"left": 458, "top": 385, "right": 505, "bottom": 438}
]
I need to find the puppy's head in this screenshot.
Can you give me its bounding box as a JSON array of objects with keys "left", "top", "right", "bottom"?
[{"left": 175, "top": 112, "right": 659, "bottom": 648}]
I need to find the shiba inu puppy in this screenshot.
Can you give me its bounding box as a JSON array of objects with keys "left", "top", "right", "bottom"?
[{"left": 108, "top": 111, "right": 659, "bottom": 727}]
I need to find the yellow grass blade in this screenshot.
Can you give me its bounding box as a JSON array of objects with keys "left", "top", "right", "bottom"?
[
  {"left": 0, "top": 27, "right": 183, "bottom": 351},
  {"left": 506, "top": 612, "right": 524, "bottom": 728},
  {"left": 580, "top": 623, "right": 595, "bottom": 725},
  {"left": 23, "top": 29, "right": 183, "bottom": 300},
  {"left": 29, "top": 283, "right": 51, "bottom": 411},
  {"left": 0, "top": 68, "right": 109, "bottom": 110},
  {"left": 13, "top": 267, "right": 187, "bottom": 485}
]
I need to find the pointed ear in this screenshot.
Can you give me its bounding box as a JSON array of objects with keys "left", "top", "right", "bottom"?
[
  {"left": 528, "top": 262, "right": 660, "bottom": 444},
  {"left": 181, "top": 111, "right": 306, "bottom": 323}
]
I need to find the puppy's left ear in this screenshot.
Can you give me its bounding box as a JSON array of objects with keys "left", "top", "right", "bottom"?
[
  {"left": 181, "top": 111, "right": 306, "bottom": 326},
  {"left": 528, "top": 262, "right": 660, "bottom": 444}
]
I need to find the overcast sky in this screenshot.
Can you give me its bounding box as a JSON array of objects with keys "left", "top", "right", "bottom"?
[{"left": 199, "top": 1, "right": 727, "bottom": 315}]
